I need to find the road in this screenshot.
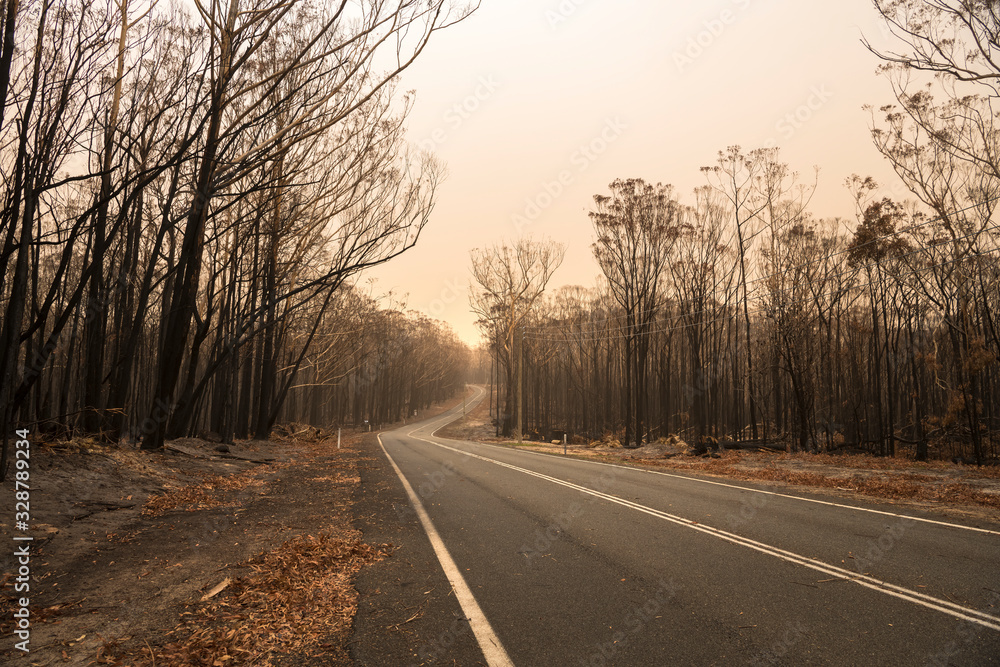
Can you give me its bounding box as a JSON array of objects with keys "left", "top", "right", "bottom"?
[{"left": 352, "top": 386, "right": 1000, "bottom": 665}]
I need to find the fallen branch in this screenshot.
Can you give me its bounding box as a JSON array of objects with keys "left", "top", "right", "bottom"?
[
  {"left": 71, "top": 501, "right": 137, "bottom": 521},
  {"left": 165, "top": 443, "right": 275, "bottom": 464},
  {"left": 201, "top": 578, "right": 231, "bottom": 601}
]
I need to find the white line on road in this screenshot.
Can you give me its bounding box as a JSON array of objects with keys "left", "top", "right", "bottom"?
[
  {"left": 426, "top": 424, "right": 1000, "bottom": 537},
  {"left": 377, "top": 432, "right": 514, "bottom": 667},
  {"left": 408, "top": 433, "right": 1000, "bottom": 633}
]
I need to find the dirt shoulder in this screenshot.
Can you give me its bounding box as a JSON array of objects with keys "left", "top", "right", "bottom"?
[
  {"left": 1, "top": 390, "right": 470, "bottom": 666},
  {"left": 437, "top": 391, "right": 1000, "bottom": 526}
]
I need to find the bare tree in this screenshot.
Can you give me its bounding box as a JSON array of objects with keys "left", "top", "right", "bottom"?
[
  {"left": 141, "top": 0, "right": 477, "bottom": 450},
  {"left": 865, "top": 2, "right": 1000, "bottom": 462},
  {"left": 0, "top": 0, "right": 479, "bottom": 478},
  {"left": 516, "top": 152, "right": 997, "bottom": 463},
  {"left": 669, "top": 187, "right": 738, "bottom": 440},
  {"left": 469, "top": 238, "right": 565, "bottom": 439},
  {"left": 591, "top": 178, "right": 680, "bottom": 448},
  {"left": 703, "top": 147, "right": 768, "bottom": 441}
]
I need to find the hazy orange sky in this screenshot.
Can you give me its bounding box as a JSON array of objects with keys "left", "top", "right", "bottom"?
[{"left": 369, "top": 0, "right": 907, "bottom": 345}]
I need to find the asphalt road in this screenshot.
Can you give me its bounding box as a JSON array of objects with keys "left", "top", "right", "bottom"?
[{"left": 353, "top": 387, "right": 1000, "bottom": 666}]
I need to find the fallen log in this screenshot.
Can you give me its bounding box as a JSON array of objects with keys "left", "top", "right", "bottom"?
[{"left": 165, "top": 442, "right": 275, "bottom": 464}]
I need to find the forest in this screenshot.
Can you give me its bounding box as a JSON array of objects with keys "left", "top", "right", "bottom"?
[
  {"left": 0, "top": 0, "right": 477, "bottom": 480},
  {"left": 5, "top": 0, "right": 1000, "bottom": 484},
  {"left": 471, "top": 2, "right": 1000, "bottom": 465},
  {"left": 5, "top": 2, "right": 999, "bottom": 664}
]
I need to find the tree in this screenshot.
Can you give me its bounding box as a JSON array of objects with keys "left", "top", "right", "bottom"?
[
  {"left": 846, "top": 184, "right": 911, "bottom": 455},
  {"left": 703, "top": 147, "right": 768, "bottom": 441},
  {"left": 763, "top": 220, "right": 826, "bottom": 452},
  {"left": 866, "top": 1, "right": 1000, "bottom": 463},
  {"left": 669, "top": 187, "right": 738, "bottom": 439},
  {"left": 141, "top": 0, "right": 476, "bottom": 450},
  {"left": 0, "top": 0, "right": 135, "bottom": 477},
  {"left": 513, "top": 150, "right": 997, "bottom": 462},
  {"left": 469, "top": 238, "right": 565, "bottom": 439},
  {"left": 591, "top": 178, "right": 680, "bottom": 448},
  {"left": 0, "top": 0, "right": 480, "bottom": 479}
]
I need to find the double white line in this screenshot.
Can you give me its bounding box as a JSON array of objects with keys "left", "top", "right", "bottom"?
[{"left": 408, "top": 431, "right": 1000, "bottom": 634}]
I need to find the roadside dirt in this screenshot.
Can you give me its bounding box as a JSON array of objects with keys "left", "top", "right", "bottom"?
[
  {"left": 1, "top": 392, "right": 468, "bottom": 666},
  {"left": 437, "top": 391, "right": 1000, "bottom": 525}
]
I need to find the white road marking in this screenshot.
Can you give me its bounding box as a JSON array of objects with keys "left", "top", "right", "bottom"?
[
  {"left": 424, "top": 419, "right": 1000, "bottom": 537},
  {"left": 406, "top": 432, "right": 1000, "bottom": 633},
  {"left": 377, "top": 431, "right": 514, "bottom": 667}
]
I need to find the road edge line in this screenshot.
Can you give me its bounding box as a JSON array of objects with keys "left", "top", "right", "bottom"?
[{"left": 376, "top": 432, "right": 514, "bottom": 667}]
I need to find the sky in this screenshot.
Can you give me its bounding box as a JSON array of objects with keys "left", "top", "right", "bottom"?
[{"left": 367, "top": 0, "right": 908, "bottom": 346}]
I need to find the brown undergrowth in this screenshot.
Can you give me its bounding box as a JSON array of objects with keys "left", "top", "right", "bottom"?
[
  {"left": 141, "top": 473, "right": 266, "bottom": 517},
  {"left": 630, "top": 452, "right": 1000, "bottom": 510},
  {"left": 97, "top": 532, "right": 389, "bottom": 666},
  {"left": 1, "top": 389, "right": 474, "bottom": 666}
]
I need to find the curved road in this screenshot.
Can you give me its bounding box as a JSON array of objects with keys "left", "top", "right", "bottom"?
[{"left": 352, "top": 386, "right": 1000, "bottom": 665}]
